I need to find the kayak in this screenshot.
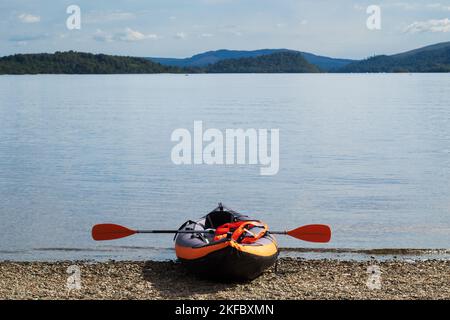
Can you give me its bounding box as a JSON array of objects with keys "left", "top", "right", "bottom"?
[
  {"left": 92, "top": 205, "right": 331, "bottom": 281},
  {"left": 174, "top": 204, "right": 278, "bottom": 281}
]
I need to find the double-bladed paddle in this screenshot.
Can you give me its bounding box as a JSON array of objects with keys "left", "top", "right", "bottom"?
[{"left": 91, "top": 223, "right": 331, "bottom": 243}]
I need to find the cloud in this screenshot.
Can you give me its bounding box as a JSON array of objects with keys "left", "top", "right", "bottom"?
[
  {"left": 388, "top": 2, "right": 419, "bottom": 10},
  {"left": 93, "top": 28, "right": 159, "bottom": 42},
  {"left": 174, "top": 32, "right": 187, "bottom": 39},
  {"left": 199, "top": 33, "right": 213, "bottom": 37},
  {"left": 116, "top": 28, "right": 158, "bottom": 41},
  {"left": 378, "top": 2, "right": 450, "bottom": 11},
  {"left": 84, "top": 11, "right": 135, "bottom": 24},
  {"left": 18, "top": 13, "right": 40, "bottom": 23},
  {"left": 426, "top": 3, "right": 450, "bottom": 11},
  {"left": 219, "top": 25, "right": 243, "bottom": 36},
  {"left": 404, "top": 18, "right": 450, "bottom": 33},
  {"left": 93, "top": 29, "right": 113, "bottom": 42}
]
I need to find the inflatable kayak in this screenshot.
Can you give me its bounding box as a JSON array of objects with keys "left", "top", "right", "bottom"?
[{"left": 174, "top": 203, "right": 278, "bottom": 280}]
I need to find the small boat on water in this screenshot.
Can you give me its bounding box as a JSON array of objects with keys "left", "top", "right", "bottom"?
[{"left": 174, "top": 203, "right": 278, "bottom": 280}]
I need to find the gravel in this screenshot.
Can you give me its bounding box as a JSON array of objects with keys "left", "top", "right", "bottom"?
[{"left": 1, "top": 258, "right": 449, "bottom": 299}]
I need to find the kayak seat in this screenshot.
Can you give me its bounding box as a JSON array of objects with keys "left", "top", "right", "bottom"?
[{"left": 204, "top": 210, "right": 236, "bottom": 229}]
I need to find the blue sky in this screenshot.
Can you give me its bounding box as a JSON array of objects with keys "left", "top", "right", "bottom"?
[{"left": 1, "top": 0, "right": 449, "bottom": 59}]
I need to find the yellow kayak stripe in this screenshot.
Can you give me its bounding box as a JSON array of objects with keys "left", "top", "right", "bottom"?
[
  {"left": 176, "top": 238, "right": 278, "bottom": 260},
  {"left": 230, "top": 240, "right": 278, "bottom": 257}
]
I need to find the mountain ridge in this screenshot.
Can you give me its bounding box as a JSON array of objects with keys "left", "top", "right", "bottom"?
[
  {"left": 205, "top": 51, "right": 320, "bottom": 73},
  {"left": 149, "top": 49, "right": 355, "bottom": 71},
  {"left": 338, "top": 41, "right": 450, "bottom": 73},
  {"left": 1, "top": 42, "right": 450, "bottom": 74}
]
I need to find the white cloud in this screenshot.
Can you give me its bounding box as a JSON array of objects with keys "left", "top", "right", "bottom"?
[
  {"left": 84, "top": 11, "right": 135, "bottom": 24},
  {"left": 174, "top": 32, "right": 187, "bottom": 39},
  {"left": 404, "top": 18, "right": 450, "bottom": 33},
  {"left": 200, "top": 33, "right": 214, "bottom": 37},
  {"left": 93, "top": 28, "right": 159, "bottom": 42},
  {"left": 426, "top": 3, "right": 450, "bottom": 11},
  {"left": 18, "top": 13, "right": 40, "bottom": 23},
  {"left": 380, "top": 2, "right": 450, "bottom": 11},
  {"left": 116, "top": 28, "right": 158, "bottom": 41},
  {"left": 389, "top": 2, "right": 419, "bottom": 10}
]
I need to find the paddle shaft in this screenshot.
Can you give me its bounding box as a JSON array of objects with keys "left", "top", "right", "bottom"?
[
  {"left": 136, "top": 229, "right": 286, "bottom": 234},
  {"left": 136, "top": 229, "right": 215, "bottom": 234}
]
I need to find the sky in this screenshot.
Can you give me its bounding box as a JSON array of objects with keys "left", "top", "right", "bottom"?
[{"left": 1, "top": 0, "right": 449, "bottom": 59}]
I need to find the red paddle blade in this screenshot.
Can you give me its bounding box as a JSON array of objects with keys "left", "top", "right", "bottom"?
[
  {"left": 286, "top": 224, "right": 331, "bottom": 243},
  {"left": 92, "top": 224, "right": 136, "bottom": 241}
]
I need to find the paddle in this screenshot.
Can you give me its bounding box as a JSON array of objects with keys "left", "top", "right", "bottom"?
[
  {"left": 91, "top": 224, "right": 215, "bottom": 241},
  {"left": 92, "top": 223, "right": 331, "bottom": 243},
  {"left": 270, "top": 224, "right": 331, "bottom": 243}
]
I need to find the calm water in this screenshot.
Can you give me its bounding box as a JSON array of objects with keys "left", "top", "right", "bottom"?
[{"left": 0, "top": 74, "right": 449, "bottom": 261}]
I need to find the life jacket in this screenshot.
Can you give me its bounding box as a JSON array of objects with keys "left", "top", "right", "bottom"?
[{"left": 214, "top": 220, "right": 268, "bottom": 244}]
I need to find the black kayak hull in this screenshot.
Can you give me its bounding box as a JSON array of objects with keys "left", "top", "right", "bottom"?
[{"left": 179, "top": 245, "right": 278, "bottom": 281}]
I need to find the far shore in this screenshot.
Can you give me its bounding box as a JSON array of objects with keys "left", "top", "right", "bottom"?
[{"left": 1, "top": 258, "right": 449, "bottom": 299}]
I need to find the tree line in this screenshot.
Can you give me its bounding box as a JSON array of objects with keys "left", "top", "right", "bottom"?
[
  {"left": 1, "top": 48, "right": 450, "bottom": 74},
  {"left": 0, "top": 51, "right": 320, "bottom": 74}
]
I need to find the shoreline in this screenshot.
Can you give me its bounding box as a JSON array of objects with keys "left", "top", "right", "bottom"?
[
  {"left": 1, "top": 247, "right": 449, "bottom": 263},
  {"left": 1, "top": 258, "right": 449, "bottom": 299}
]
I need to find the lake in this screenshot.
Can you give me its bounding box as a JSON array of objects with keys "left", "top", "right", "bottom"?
[{"left": 0, "top": 74, "right": 449, "bottom": 261}]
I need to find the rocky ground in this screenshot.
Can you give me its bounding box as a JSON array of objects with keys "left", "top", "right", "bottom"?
[{"left": 0, "top": 258, "right": 449, "bottom": 299}]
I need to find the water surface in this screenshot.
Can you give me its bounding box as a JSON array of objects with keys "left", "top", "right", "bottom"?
[{"left": 0, "top": 74, "right": 449, "bottom": 261}]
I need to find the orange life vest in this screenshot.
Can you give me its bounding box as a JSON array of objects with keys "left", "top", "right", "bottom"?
[{"left": 214, "top": 220, "right": 268, "bottom": 244}]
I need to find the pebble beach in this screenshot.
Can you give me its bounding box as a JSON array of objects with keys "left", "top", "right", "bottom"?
[{"left": 1, "top": 258, "right": 449, "bottom": 300}]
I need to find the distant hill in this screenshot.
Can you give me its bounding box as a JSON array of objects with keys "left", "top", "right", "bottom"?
[
  {"left": 300, "top": 52, "right": 355, "bottom": 71},
  {"left": 0, "top": 51, "right": 180, "bottom": 74},
  {"left": 338, "top": 42, "right": 450, "bottom": 73},
  {"left": 149, "top": 49, "right": 354, "bottom": 71},
  {"left": 2, "top": 42, "right": 450, "bottom": 74},
  {"left": 151, "top": 49, "right": 284, "bottom": 67},
  {"left": 204, "top": 51, "right": 320, "bottom": 73},
  {"left": 393, "top": 41, "right": 450, "bottom": 58}
]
